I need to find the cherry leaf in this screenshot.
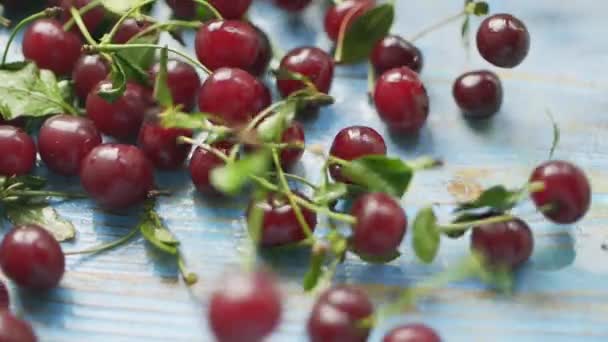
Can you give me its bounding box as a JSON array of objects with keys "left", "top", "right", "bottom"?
[
  {"left": 455, "top": 185, "right": 523, "bottom": 213},
  {"left": 5, "top": 202, "right": 76, "bottom": 242},
  {"left": 139, "top": 205, "right": 180, "bottom": 255},
  {"left": 211, "top": 150, "right": 271, "bottom": 196},
  {"left": 303, "top": 248, "right": 326, "bottom": 291},
  {"left": 412, "top": 207, "right": 440, "bottom": 263},
  {"left": 340, "top": 155, "right": 413, "bottom": 197}
]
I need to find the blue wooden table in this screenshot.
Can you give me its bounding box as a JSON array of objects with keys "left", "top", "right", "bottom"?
[{"left": 2, "top": 0, "right": 608, "bottom": 341}]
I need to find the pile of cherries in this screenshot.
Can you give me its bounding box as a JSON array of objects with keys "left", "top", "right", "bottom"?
[{"left": 0, "top": 0, "right": 592, "bottom": 341}]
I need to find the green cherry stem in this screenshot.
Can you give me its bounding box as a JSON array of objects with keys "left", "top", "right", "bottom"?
[
  {"left": 70, "top": 7, "right": 97, "bottom": 46},
  {"left": 64, "top": 226, "right": 140, "bottom": 256},
  {"left": 439, "top": 214, "right": 516, "bottom": 233},
  {"left": 177, "top": 136, "right": 231, "bottom": 162},
  {"left": 266, "top": 172, "right": 319, "bottom": 190},
  {"left": 178, "top": 254, "right": 199, "bottom": 285},
  {"left": 103, "top": 0, "right": 156, "bottom": 44},
  {"left": 4, "top": 190, "right": 88, "bottom": 199},
  {"left": 63, "top": 0, "right": 103, "bottom": 31},
  {"left": 127, "top": 20, "right": 202, "bottom": 43},
  {"left": 409, "top": 10, "right": 466, "bottom": 42},
  {"left": 333, "top": 3, "right": 361, "bottom": 63}
]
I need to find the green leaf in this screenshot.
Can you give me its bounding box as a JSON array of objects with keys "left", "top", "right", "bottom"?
[
  {"left": 211, "top": 150, "right": 271, "bottom": 195},
  {"left": 153, "top": 46, "right": 173, "bottom": 107},
  {"left": 256, "top": 101, "right": 296, "bottom": 143},
  {"left": 118, "top": 33, "right": 159, "bottom": 71},
  {"left": 340, "top": 155, "right": 413, "bottom": 197},
  {"left": 5, "top": 202, "right": 76, "bottom": 242},
  {"left": 139, "top": 208, "right": 179, "bottom": 255},
  {"left": 303, "top": 247, "right": 326, "bottom": 291},
  {"left": 313, "top": 182, "right": 348, "bottom": 206},
  {"left": 98, "top": 55, "right": 127, "bottom": 102},
  {"left": 455, "top": 185, "right": 523, "bottom": 212},
  {"left": 335, "top": 4, "right": 395, "bottom": 64},
  {"left": 412, "top": 207, "right": 440, "bottom": 263},
  {"left": 355, "top": 250, "right": 401, "bottom": 264},
  {"left": 3, "top": 175, "right": 47, "bottom": 191},
  {"left": 0, "top": 63, "right": 73, "bottom": 120},
  {"left": 161, "top": 111, "right": 208, "bottom": 130}
]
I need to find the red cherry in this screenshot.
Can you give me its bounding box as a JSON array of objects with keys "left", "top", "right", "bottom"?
[
  {"left": 72, "top": 55, "right": 109, "bottom": 101},
  {"left": 208, "top": 0, "right": 252, "bottom": 19},
  {"left": 250, "top": 25, "right": 273, "bottom": 77},
  {"left": 0, "top": 280, "right": 9, "bottom": 309},
  {"left": 452, "top": 70, "right": 503, "bottom": 119},
  {"left": 277, "top": 47, "right": 335, "bottom": 98},
  {"left": 209, "top": 270, "right": 282, "bottom": 342},
  {"left": 374, "top": 67, "right": 430, "bottom": 133},
  {"left": 308, "top": 285, "right": 373, "bottom": 342},
  {"left": 279, "top": 122, "right": 305, "bottom": 169},
  {"left": 0, "top": 125, "right": 37, "bottom": 176},
  {"left": 0, "top": 311, "right": 37, "bottom": 342},
  {"left": 138, "top": 117, "right": 193, "bottom": 170},
  {"left": 22, "top": 19, "right": 82, "bottom": 75},
  {"left": 38, "top": 115, "right": 102, "bottom": 176},
  {"left": 530, "top": 161, "right": 591, "bottom": 224},
  {"left": 476, "top": 14, "right": 530, "bottom": 68},
  {"left": 0, "top": 224, "right": 65, "bottom": 290},
  {"left": 324, "top": 0, "right": 375, "bottom": 42},
  {"left": 112, "top": 18, "right": 152, "bottom": 44},
  {"left": 471, "top": 218, "right": 534, "bottom": 269},
  {"left": 274, "top": 0, "right": 312, "bottom": 12},
  {"left": 329, "top": 126, "right": 387, "bottom": 183},
  {"left": 189, "top": 141, "right": 233, "bottom": 195},
  {"left": 383, "top": 323, "right": 441, "bottom": 342},
  {"left": 80, "top": 144, "right": 155, "bottom": 210},
  {"left": 371, "top": 35, "right": 423, "bottom": 75},
  {"left": 150, "top": 59, "right": 201, "bottom": 112}
]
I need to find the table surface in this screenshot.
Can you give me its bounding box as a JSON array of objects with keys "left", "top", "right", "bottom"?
[{"left": 2, "top": 0, "right": 608, "bottom": 341}]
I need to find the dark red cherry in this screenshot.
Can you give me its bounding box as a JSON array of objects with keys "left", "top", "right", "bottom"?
[
  {"left": 150, "top": 59, "right": 201, "bottom": 112},
  {"left": 274, "top": 0, "right": 312, "bottom": 11},
  {"left": 351, "top": 193, "right": 407, "bottom": 256},
  {"left": 250, "top": 25, "right": 273, "bottom": 77},
  {"left": 374, "top": 67, "right": 430, "bottom": 133},
  {"left": 22, "top": 19, "right": 82, "bottom": 75},
  {"left": 57, "top": 0, "right": 105, "bottom": 33},
  {"left": 209, "top": 270, "right": 281, "bottom": 342},
  {"left": 195, "top": 20, "right": 261, "bottom": 73},
  {"left": 86, "top": 81, "right": 151, "bottom": 139},
  {"left": 329, "top": 125, "right": 387, "bottom": 183},
  {"left": 166, "top": 0, "right": 196, "bottom": 19},
  {"left": 138, "top": 116, "right": 193, "bottom": 170},
  {"left": 383, "top": 323, "right": 441, "bottom": 342},
  {"left": 0, "top": 280, "right": 9, "bottom": 309},
  {"left": 453, "top": 70, "right": 503, "bottom": 119},
  {"left": 80, "top": 144, "right": 155, "bottom": 210},
  {"left": 277, "top": 47, "right": 335, "bottom": 98},
  {"left": 476, "top": 13, "right": 530, "bottom": 68},
  {"left": 72, "top": 55, "right": 109, "bottom": 101},
  {"left": 0, "top": 311, "right": 37, "bottom": 342},
  {"left": 530, "top": 161, "right": 591, "bottom": 224},
  {"left": 38, "top": 115, "right": 102, "bottom": 176},
  {"left": 0, "top": 125, "right": 37, "bottom": 176},
  {"left": 371, "top": 35, "right": 423, "bottom": 75},
  {"left": 248, "top": 192, "right": 317, "bottom": 247},
  {"left": 0, "top": 224, "right": 65, "bottom": 290},
  {"left": 198, "top": 68, "right": 270, "bottom": 127},
  {"left": 189, "top": 141, "right": 233, "bottom": 195},
  {"left": 112, "top": 18, "right": 152, "bottom": 44},
  {"left": 208, "top": 0, "right": 252, "bottom": 19},
  {"left": 471, "top": 218, "right": 533, "bottom": 269},
  {"left": 308, "top": 285, "right": 373, "bottom": 342},
  {"left": 279, "top": 122, "right": 305, "bottom": 169},
  {"left": 324, "top": 0, "right": 375, "bottom": 42}
]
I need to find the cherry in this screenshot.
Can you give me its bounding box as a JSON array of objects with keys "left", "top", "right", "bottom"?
[
  {"left": 279, "top": 121, "right": 305, "bottom": 169},
  {"left": 166, "top": 0, "right": 196, "bottom": 19},
  {"left": 308, "top": 285, "right": 373, "bottom": 342},
  {"left": 0, "top": 311, "right": 37, "bottom": 342},
  {"left": 250, "top": 25, "right": 273, "bottom": 77},
  {"left": 189, "top": 141, "right": 233, "bottom": 195},
  {"left": 452, "top": 70, "right": 503, "bottom": 119},
  {"left": 248, "top": 192, "right": 317, "bottom": 247},
  {"left": 0, "top": 125, "right": 37, "bottom": 176},
  {"left": 374, "top": 67, "right": 430, "bottom": 133},
  {"left": 371, "top": 35, "right": 423, "bottom": 75},
  {"left": 208, "top": 270, "right": 281, "bottom": 342},
  {"left": 329, "top": 125, "right": 387, "bottom": 183},
  {"left": 57, "top": 0, "right": 105, "bottom": 33},
  {"left": 277, "top": 47, "right": 335, "bottom": 98},
  {"left": 0, "top": 224, "right": 65, "bottom": 290},
  {"left": 195, "top": 20, "right": 261, "bottom": 73},
  {"left": 38, "top": 115, "right": 102, "bottom": 176},
  {"left": 0, "top": 280, "right": 8, "bottom": 309},
  {"left": 198, "top": 68, "right": 270, "bottom": 127},
  {"left": 471, "top": 218, "right": 533, "bottom": 269},
  {"left": 208, "top": 0, "right": 252, "bottom": 19},
  {"left": 530, "top": 161, "right": 591, "bottom": 224},
  {"left": 80, "top": 144, "right": 155, "bottom": 210},
  {"left": 22, "top": 19, "right": 82, "bottom": 75},
  {"left": 324, "top": 0, "right": 375, "bottom": 42},
  {"left": 476, "top": 14, "right": 530, "bottom": 68},
  {"left": 137, "top": 115, "right": 193, "bottom": 170},
  {"left": 383, "top": 324, "right": 441, "bottom": 342},
  {"left": 350, "top": 193, "right": 407, "bottom": 256},
  {"left": 274, "top": 0, "right": 312, "bottom": 12},
  {"left": 112, "top": 18, "right": 152, "bottom": 44},
  {"left": 150, "top": 59, "right": 201, "bottom": 112},
  {"left": 72, "top": 55, "right": 109, "bottom": 101},
  {"left": 86, "top": 81, "right": 151, "bottom": 139}
]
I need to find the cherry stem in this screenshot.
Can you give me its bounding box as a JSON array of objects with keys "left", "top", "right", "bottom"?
[
  {"left": 63, "top": 0, "right": 102, "bottom": 32},
  {"left": 178, "top": 254, "right": 199, "bottom": 285},
  {"left": 439, "top": 214, "right": 516, "bottom": 233},
  {"left": 409, "top": 10, "right": 466, "bottom": 42},
  {"left": 5, "top": 190, "right": 88, "bottom": 199},
  {"left": 69, "top": 7, "right": 97, "bottom": 46},
  {"left": 191, "top": 0, "right": 224, "bottom": 20},
  {"left": 1, "top": 7, "right": 62, "bottom": 66},
  {"left": 103, "top": 0, "right": 156, "bottom": 44},
  {"left": 266, "top": 172, "right": 319, "bottom": 190},
  {"left": 177, "top": 136, "right": 230, "bottom": 162},
  {"left": 0, "top": 16, "right": 10, "bottom": 27},
  {"left": 127, "top": 20, "right": 201, "bottom": 43},
  {"left": 333, "top": 2, "right": 365, "bottom": 63},
  {"left": 64, "top": 226, "right": 140, "bottom": 255}
]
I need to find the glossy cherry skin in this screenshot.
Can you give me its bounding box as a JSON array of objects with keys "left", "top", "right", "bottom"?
[
  {"left": 471, "top": 218, "right": 533, "bottom": 269},
  {"left": 112, "top": 18, "right": 152, "bottom": 44},
  {"left": 329, "top": 126, "right": 387, "bottom": 183},
  {"left": 324, "top": 0, "right": 375, "bottom": 42},
  {"left": 248, "top": 192, "right": 317, "bottom": 247},
  {"left": 57, "top": 0, "right": 105, "bottom": 33},
  {"left": 38, "top": 115, "right": 102, "bottom": 176},
  {"left": 80, "top": 144, "right": 155, "bottom": 210},
  {"left": 374, "top": 67, "right": 430, "bottom": 133},
  {"left": 189, "top": 141, "right": 233, "bottom": 195},
  {"left": 453, "top": 70, "right": 503, "bottom": 119},
  {"left": 22, "top": 19, "right": 82, "bottom": 75},
  {"left": 195, "top": 20, "right": 261, "bottom": 73},
  {"left": 277, "top": 47, "right": 335, "bottom": 98},
  {"left": 274, "top": 0, "right": 312, "bottom": 11},
  {"left": 208, "top": 0, "right": 252, "bottom": 19},
  {"left": 0, "top": 224, "right": 65, "bottom": 290},
  {"left": 308, "top": 285, "right": 373, "bottom": 342},
  {"left": 150, "top": 59, "right": 201, "bottom": 112},
  {"left": 383, "top": 324, "right": 441, "bottom": 342},
  {"left": 166, "top": 0, "right": 196, "bottom": 19},
  {"left": 0, "top": 280, "right": 9, "bottom": 309},
  {"left": 0, "top": 311, "right": 37, "bottom": 342},
  {"left": 198, "top": 68, "right": 271, "bottom": 127},
  {"left": 209, "top": 270, "right": 282, "bottom": 342},
  {"left": 137, "top": 119, "right": 193, "bottom": 170},
  {"left": 351, "top": 193, "right": 407, "bottom": 256},
  {"left": 86, "top": 81, "right": 151, "bottom": 139},
  {"left": 0, "top": 125, "right": 37, "bottom": 176},
  {"left": 250, "top": 25, "right": 273, "bottom": 77},
  {"left": 371, "top": 35, "right": 423, "bottom": 75},
  {"left": 280, "top": 122, "right": 305, "bottom": 169},
  {"left": 476, "top": 14, "right": 530, "bottom": 68},
  {"left": 530, "top": 161, "right": 591, "bottom": 224},
  {"left": 72, "top": 55, "right": 109, "bottom": 101}
]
